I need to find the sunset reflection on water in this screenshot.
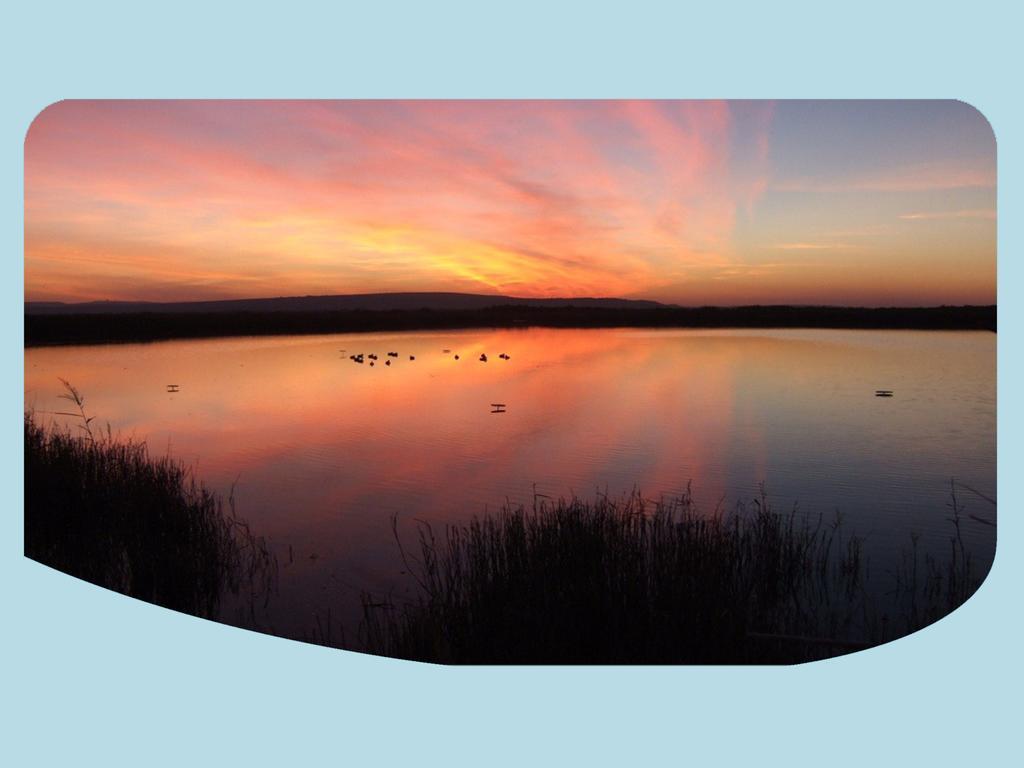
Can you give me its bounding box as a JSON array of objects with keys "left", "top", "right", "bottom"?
[{"left": 25, "top": 328, "right": 995, "bottom": 637}]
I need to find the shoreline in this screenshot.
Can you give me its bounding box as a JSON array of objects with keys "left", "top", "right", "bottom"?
[{"left": 24, "top": 304, "right": 997, "bottom": 347}]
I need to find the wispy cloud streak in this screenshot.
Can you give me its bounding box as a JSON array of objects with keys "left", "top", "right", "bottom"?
[
  {"left": 27, "top": 100, "right": 777, "bottom": 303},
  {"left": 899, "top": 209, "right": 996, "bottom": 220}
]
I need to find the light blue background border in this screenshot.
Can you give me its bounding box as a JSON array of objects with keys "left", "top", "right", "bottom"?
[{"left": 3, "top": 2, "right": 1018, "bottom": 765}]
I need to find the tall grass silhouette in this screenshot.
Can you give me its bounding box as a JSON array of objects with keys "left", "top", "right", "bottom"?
[
  {"left": 360, "top": 487, "right": 990, "bottom": 663},
  {"left": 24, "top": 382, "right": 275, "bottom": 618}
]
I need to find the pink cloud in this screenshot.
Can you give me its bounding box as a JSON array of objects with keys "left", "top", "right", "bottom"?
[
  {"left": 27, "top": 100, "right": 769, "bottom": 303},
  {"left": 25, "top": 100, "right": 994, "bottom": 307}
]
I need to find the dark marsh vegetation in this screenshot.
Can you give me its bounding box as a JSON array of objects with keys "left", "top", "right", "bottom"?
[
  {"left": 24, "top": 304, "right": 996, "bottom": 346},
  {"left": 24, "top": 383, "right": 276, "bottom": 619},
  {"left": 360, "top": 488, "right": 992, "bottom": 664}
]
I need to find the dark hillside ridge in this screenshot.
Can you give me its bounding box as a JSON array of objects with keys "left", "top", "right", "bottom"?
[{"left": 25, "top": 292, "right": 665, "bottom": 315}]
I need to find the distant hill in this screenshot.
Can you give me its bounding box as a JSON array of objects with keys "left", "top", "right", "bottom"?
[{"left": 24, "top": 292, "right": 668, "bottom": 315}]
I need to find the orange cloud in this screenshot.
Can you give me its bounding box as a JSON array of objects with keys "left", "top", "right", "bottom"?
[
  {"left": 24, "top": 101, "right": 765, "bottom": 302},
  {"left": 24, "top": 101, "right": 995, "bottom": 306}
]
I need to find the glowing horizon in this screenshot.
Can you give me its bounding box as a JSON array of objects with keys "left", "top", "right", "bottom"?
[{"left": 25, "top": 100, "right": 996, "bottom": 307}]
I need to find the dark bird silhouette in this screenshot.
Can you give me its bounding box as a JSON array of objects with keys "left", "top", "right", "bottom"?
[{"left": 479, "top": 353, "right": 488, "bottom": 362}]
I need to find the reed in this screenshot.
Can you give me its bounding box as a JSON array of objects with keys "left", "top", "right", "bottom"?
[
  {"left": 360, "top": 487, "right": 989, "bottom": 664},
  {"left": 24, "top": 386, "right": 275, "bottom": 618}
]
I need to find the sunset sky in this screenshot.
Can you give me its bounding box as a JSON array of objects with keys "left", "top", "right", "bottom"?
[{"left": 24, "top": 100, "right": 995, "bottom": 306}]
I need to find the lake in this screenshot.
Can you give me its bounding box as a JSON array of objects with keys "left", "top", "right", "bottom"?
[{"left": 24, "top": 327, "right": 996, "bottom": 642}]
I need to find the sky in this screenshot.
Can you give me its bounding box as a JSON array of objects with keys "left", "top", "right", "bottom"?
[{"left": 24, "top": 100, "right": 996, "bottom": 306}]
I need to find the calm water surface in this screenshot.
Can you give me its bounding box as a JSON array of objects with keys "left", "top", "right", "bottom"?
[{"left": 25, "top": 328, "right": 996, "bottom": 638}]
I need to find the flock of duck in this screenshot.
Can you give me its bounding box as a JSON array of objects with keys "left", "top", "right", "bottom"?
[{"left": 344, "top": 349, "right": 511, "bottom": 367}]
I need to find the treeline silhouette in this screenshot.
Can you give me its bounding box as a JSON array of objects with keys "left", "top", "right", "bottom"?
[{"left": 24, "top": 304, "right": 996, "bottom": 346}]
